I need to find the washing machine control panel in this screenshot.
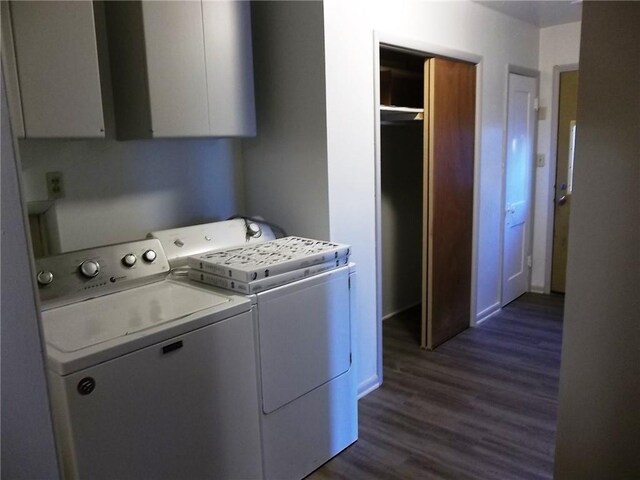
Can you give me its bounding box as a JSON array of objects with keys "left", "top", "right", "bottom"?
[{"left": 35, "top": 239, "right": 170, "bottom": 310}]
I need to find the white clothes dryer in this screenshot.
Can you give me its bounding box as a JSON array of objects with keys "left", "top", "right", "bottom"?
[{"left": 151, "top": 226, "right": 359, "bottom": 480}]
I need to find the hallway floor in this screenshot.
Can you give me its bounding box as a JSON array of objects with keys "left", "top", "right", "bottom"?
[{"left": 309, "top": 293, "right": 564, "bottom": 480}]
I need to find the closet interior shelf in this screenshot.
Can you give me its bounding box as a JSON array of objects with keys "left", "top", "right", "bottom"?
[{"left": 380, "top": 105, "right": 424, "bottom": 123}]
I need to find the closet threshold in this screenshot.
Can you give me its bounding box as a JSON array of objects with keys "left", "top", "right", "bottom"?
[{"left": 380, "top": 105, "right": 424, "bottom": 123}]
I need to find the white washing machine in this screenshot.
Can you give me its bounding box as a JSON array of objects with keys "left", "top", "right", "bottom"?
[
  {"left": 150, "top": 223, "right": 359, "bottom": 480},
  {"left": 35, "top": 237, "right": 264, "bottom": 480}
]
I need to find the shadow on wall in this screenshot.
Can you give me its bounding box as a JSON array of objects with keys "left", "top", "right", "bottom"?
[
  {"left": 381, "top": 123, "right": 423, "bottom": 319},
  {"left": 18, "top": 137, "right": 244, "bottom": 252}
]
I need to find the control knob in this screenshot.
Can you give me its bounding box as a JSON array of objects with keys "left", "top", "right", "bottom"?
[
  {"left": 122, "top": 253, "right": 137, "bottom": 267},
  {"left": 79, "top": 260, "right": 100, "bottom": 278},
  {"left": 142, "top": 249, "right": 157, "bottom": 263},
  {"left": 37, "top": 270, "right": 54, "bottom": 286},
  {"left": 247, "top": 222, "right": 262, "bottom": 238}
]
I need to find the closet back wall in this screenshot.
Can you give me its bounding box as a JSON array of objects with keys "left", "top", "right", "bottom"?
[
  {"left": 381, "top": 124, "right": 422, "bottom": 318},
  {"left": 19, "top": 138, "right": 244, "bottom": 252}
]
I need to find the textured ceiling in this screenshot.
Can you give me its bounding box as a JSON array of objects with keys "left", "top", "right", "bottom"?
[{"left": 475, "top": 1, "right": 582, "bottom": 28}]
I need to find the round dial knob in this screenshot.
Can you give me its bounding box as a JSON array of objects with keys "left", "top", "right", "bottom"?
[
  {"left": 79, "top": 260, "right": 100, "bottom": 278},
  {"left": 122, "top": 253, "right": 137, "bottom": 267},
  {"left": 247, "top": 222, "right": 262, "bottom": 238},
  {"left": 142, "top": 249, "right": 157, "bottom": 263},
  {"left": 37, "top": 270, "right": 54, "bottom": 286}
]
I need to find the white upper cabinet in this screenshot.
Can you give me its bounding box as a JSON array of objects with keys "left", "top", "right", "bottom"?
[
  {"left": 9, "top": 1, "right": 106, "bottom": 138},
  {"left": 141, "top": 2, "right": 210, "bottom": 137},
  {"left": 203, "top": 1, "right": 256, "bottom": 137},
  {"left": 105, "top": 1, "right": 256, "bottom": 139}
]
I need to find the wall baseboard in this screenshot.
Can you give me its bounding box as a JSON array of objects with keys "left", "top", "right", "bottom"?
[
  {"left": 475, "top": 301, "right": 501, "bottom": 325},
  {"left": 357, "top": 374, "right": 381, "bottom": 399},
  {"left": 530, "top": 285, "right": 545, "bottom": 294},
  {"left": 382, "top": 301, "right": 421, "bottom": 321}
]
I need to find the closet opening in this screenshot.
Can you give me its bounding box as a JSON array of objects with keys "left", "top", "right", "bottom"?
[
  {"left": 378, "top": 43, "right": 476, "bottom": 351},
  {"left": 380, "top": 47, "right": 425, "bottom": 346}
]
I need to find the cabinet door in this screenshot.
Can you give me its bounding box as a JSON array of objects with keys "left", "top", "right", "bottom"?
[
  {"left": 10, "top": 1, "right": 105, "bottom": 138},
  {"left": 202, "top": 1, "right": 256, "bottom": 136},
  {"left": 142, "top": 1, "right": 210, "bottom": 137}
]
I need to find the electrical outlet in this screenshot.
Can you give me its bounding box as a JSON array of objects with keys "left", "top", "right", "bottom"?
[
  {"left": 536, "top": 154, "right": 545, "bottom": 167},
  {"left": 46, "top": 171, "right": 65, "bottom": 199}
]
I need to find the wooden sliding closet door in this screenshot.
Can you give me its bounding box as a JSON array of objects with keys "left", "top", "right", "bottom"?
[{"left": 421, "top": 57, "right": 476, "bottom": 350}]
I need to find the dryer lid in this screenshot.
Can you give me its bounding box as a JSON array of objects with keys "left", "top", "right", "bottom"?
[{"left": 41, "top": 281, "right": 230, "bottom": 353}]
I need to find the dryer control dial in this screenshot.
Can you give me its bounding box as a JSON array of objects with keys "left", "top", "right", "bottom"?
[
  {"left": 79, "top": 260, "right": 100, "bottom": 278},
  {"left": 142, "top": 249, "right": 157, "bottom": 263},
  {"left": 247, "top": 222, "right": 262, "bottom": 238}
]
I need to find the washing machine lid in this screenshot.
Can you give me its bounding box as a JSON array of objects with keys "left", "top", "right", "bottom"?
[
  {"left": 42, "top": 280, "right": 248, "bottom": 375},
  {"left": 43, "top": 281, "right": 229, "bottom": 353}
]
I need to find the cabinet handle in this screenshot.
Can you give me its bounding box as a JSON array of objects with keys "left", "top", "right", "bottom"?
[{"left": 162, "top": 340, "right": 183, "bottom": 354}]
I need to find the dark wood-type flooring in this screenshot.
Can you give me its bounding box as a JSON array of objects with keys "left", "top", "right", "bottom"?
[{"left": 309, "top": 293, "right": 564, "bottom": 480}]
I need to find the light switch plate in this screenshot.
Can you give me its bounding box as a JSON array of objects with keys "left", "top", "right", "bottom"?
[
  {"left": 536, "top": 154, "right": 545, "bottom": 167},
  {"left": 538, "top": 106, "right": 547, "bottom": 121}
]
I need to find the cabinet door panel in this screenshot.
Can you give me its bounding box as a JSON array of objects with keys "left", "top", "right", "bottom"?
[
  {"left": 10, "top": 1, "right": 105, "bottom": 138},
  {"left": 202, "top": 1, "right": 256, "bottom": 136},
  {"left": 142, "top": 1, "right": 209, "bottom": 137}
]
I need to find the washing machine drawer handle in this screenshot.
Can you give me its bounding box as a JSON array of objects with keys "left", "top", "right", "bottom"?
[{"left": 162, "top": 340, "right": 183, "bottom": 354}]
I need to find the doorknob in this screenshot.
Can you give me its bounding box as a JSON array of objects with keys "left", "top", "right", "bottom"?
[{"left": 557, "top": 195, "right": 567, "bottom": 205}]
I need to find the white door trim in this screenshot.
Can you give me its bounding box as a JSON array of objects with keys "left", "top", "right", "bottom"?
[
  {"left": 500, "top": 66, "right": 540, "bottom": 307},
  {"left": 543, "top": 64, "right": 579, "bottom": 294},
  {"left": 372, "top": 30, "right": 483, "bottom": 389}
]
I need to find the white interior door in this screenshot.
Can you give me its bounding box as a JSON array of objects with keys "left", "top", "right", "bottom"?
[{"left": 502, "top": 73, "right": 536, "bottom": 306}]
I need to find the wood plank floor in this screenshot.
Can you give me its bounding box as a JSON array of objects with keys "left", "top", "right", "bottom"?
[{"left": 308, "top": 293, "right": 564, "bottom": 480}]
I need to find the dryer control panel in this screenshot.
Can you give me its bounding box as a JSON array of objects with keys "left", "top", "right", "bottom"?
[
  {"left": 35, "top": 239, "right": 170, "bottom": 310},
  {"left": 148, "top": 218, "right": 276, "bottom": 268}
]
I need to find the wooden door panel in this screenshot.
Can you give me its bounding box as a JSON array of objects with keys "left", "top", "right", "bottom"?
[
  {"left": 424, "top": 58, "right": 475, "bottom": 350},
  {"left": 551, "top": 71, "right": 579, "bottom": 293}
]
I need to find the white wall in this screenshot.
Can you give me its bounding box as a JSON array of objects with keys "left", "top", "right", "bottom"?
[
  {"left": 1, "top": 72, "right": 60, "bottom": 480},
  {"left": 324, "top": 0, "right": 539, "bottom": 392},
  {"left": 19, "top": 138, "right": 244, "bottom": 252},
  {"left": 554, "top": 2, "right": 640, "bottom": 477},
  {"left": 531, "top": 21, "right": 581, "bottom": 292},
  {"left": 242, "top": 1, "right": 330, "bottom": 239},
  {"left": 13, "top": 0, "right": 245, "bottom": 254}
]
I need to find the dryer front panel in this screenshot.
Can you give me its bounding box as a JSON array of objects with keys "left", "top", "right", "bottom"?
[{"left": 257, "top": 267, "right": 351, "bottom": 414}]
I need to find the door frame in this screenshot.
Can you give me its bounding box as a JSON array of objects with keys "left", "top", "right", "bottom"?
[
  {"left": 543, "top": 63, "right": 579, "bottom": 294},
  {"left": 499, "top": 65, "right": 540, "bottom": 307},
  {"left": 372, "top": 31, "right": 482, "bottom": 388}
]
